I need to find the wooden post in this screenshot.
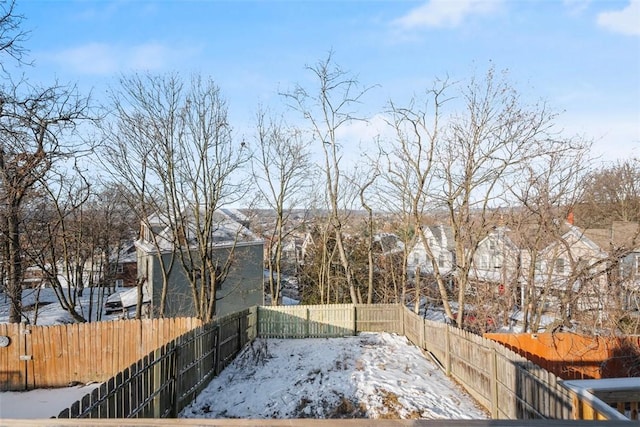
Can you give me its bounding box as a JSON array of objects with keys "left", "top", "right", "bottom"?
[
  {"left": 571, "top": 391, "right": 582, "bottom": 420},
  {"left": 420, "top": 312, "right": 425, "bottom": 350},
  {"left": 153, "top": 347, "right": 162, "bottom": 418},
  {"left": 214, "top": 325, "right": 222, "bottom": 375},
  {"left": 445, "top": 324, "right": 451, "bottom": 376},
  {"left": 305, "top": 308, "right": 310, "bottom": 338},
  {"left": 171, "top": 340, "right": 180, "bottom": 418},
  {"left": 490, "top": 347, "right": 498, "bottom": 419}
]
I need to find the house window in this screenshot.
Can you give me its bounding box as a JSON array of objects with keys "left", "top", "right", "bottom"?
[
  {"left": 438, "top": 254, "right": 447, "bottom": 268},
  {"left": 555, "top": 258, "right": 565, "bottom": 274},
  {"left": 413, "top": 253, "right": 420, "bottom": 265},
  {"left": 479, "top": 254, "right": 489, "bottom": 269},
  {"left": 117, "top": 264, "right": 124, "bottom": 273},
  {"left": 489, "top": 240, "right": 496, "bottom": 250},
  {"left": 534, "top": 259, "right": 543, "bottom": 274},
  {"left": 115, "top": 279, "right": 124, "bottom": 288}
]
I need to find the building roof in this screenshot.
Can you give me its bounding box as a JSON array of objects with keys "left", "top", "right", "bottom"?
[
  {"left": 136, "top": 207, "right": 263, "bottom": 254},
  {"left": 583, "top": 221, "right": 640, "bottom": 253}
]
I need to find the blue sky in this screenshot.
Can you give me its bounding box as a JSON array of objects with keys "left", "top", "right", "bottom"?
[{"left": 14, "top": 0, "right": 640, "bottom": 164}]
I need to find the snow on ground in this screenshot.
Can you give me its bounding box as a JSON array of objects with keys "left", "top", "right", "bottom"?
[
  {"left": 0, "top": 383, "right": 101, "bottom": 419},
  {"left": 0, "top": 287, "right": 134, "bottom": 325},
  {"left": 180, "top": 332, "right": 489, "bottom": 420},
  {"left": 1, "top": 287, "right": 488, "bottom": 420}
]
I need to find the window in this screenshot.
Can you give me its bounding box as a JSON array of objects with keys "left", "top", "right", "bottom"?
[
  {"left": 489, "top": 239, "right": 496, "bottom": 250},
  {"left": 438, "top": 253, "right": 447, "bottom": 268},
  {"left": 534, "top": 259, "right": 543, "bottom": 274},
  {"left": 555, "top": 258, "right": 565, "bottom": 274},
  {"left": 116, "top": 264, "right": 124, "bottom": 273},
  {"left": 114, "top": 279, "right": 124, "bottom": 288},
  {"left": 635, "top": 255, "right": 640, "bottom": 276},
  {"left": 479, "top": 254, "right": 489, "bottom": 269}
]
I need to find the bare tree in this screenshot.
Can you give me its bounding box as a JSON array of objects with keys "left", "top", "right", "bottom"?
[
  {"left": 380, "top": 80, "right": 450, "bottom": 312},
  {"left": 23, "top": 168, "right": 92, "bottom": 323},
  {"left": 282, "top": 52, "right": 374, "bottom": 304},
  {"left": 0, "top": 0, "right": 30, "bottom": 72},
  {"left": 251, "top": 109, "right": 312, "bottom": 305},
  {"left": 575, "top": 158, "right": 640, "bottom": 227},
  {"left": 102, "top": 72, "right": 250, "bottom": 321},
  {"left": 507, "top": 146, "right": 592, "bottom": 332},
  {"left": 0, "top": 82, "right": 90, "bottom": 323},
  {"left": 434, "top": 68, "right": 575, "bottom": 328}
]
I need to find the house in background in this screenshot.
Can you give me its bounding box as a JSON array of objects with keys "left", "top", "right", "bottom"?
[
  {"left": 136, "top": 208, "right": 264, "bottom": 319},
  {"left": 406, "top": 225, "right": 455, "bottom": 278},
  {"left": 470, "top": 226, "right": 521, "bottom": 299},
  {"left": 109, "top": 242, "right": 138, "bottom": 288},
  {"left": 584, "top": 221, "right": 640, "bottom": 312},
  {"left": 534, "top": 224, "right": 608, "bottom": 313}
]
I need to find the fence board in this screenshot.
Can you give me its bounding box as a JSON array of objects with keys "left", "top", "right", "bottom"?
[
  {"left": 355, "top": 304, "right": 403, "bottom": 333},
  {"left": 12, "top": 303, "right": 626, "bottom": 422},
  {"left": 0, "top": 323, "right": 21, "bottom": 390},
  {"left": 0, "top": 317, "right": 201, "bottom": 390}
]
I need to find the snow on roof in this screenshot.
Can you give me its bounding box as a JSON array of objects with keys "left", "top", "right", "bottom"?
[{"left": 137, "top": 207, "right": 262, "bottom": 254}]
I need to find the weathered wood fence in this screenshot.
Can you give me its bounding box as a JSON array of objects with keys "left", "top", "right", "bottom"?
[
  {"left": 0, "top": 317, "right": 201, "bottom": 390},
  {"left": 57, "top": 309, "right": 254, "bottom": 418},
  {"left": 21, "top": 303, "right": 636, "bottom": 421}
]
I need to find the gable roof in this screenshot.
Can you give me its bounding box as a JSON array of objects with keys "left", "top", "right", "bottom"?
[
  {"left": 583, "top": 221, "right": 640, "bottom": 253},
  {"left": 137, "top": 207, "right": 262, "bottom": 254},
  {"left": 426, "top": 225, "right": 455, "bottom": 251}
]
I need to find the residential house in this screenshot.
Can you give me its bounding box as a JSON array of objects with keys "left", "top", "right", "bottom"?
[
  {"left": 373, "top": 233, "right": 405, "bottom": 257},
  {"left": 109, "top": 242, "right": 138, "bottom": 288},
  {"left": 136, "top": 208, "right": 264, "bottom": 318},
  {"left": 469, "top": 226, "right": 521, "bottom": 300},
  {"left": 583, "top": 221, "right": 640, "bottom": 312},
  {"left": 406, "top": 225, "right": 455, "bottom": 277},
  {"left": 534, "top": 224, "right": 608, "bottom": 312}
]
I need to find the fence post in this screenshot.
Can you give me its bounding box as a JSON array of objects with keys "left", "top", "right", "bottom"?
[
  {"left": 491, "top": 346, "right": 498, "bottom": 419},
  {"left": 305, "top": 308, "right": 310, "bottom": 338},
  {"left": 214, "top": 324, "right": 222, "bottom": 375},
  {"left": 445, "top": 324, "right": 451, "bottom": 376},
  {"left": 353, "top": 305, "right": 357, "bottom": 335},
  {"left": 171, "top": 339, "right": 180, "bottom": 418},
  {"left": 153, "top": 347, "right": 162, "bottom": 418},
  {"left": 420, "top": 313, "right": 425, "bottom": 350}
]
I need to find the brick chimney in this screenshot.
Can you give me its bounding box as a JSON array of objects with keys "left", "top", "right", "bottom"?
[{"left": 567, "top": 208, "right": 574, "bottom": 225}]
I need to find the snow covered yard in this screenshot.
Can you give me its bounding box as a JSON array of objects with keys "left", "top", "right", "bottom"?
[
  {"left": 180, "top": 332, "right": 489, "bottom": 420},
  {"left": 0, "top": 383, "right": 100, "bottom": 419}
]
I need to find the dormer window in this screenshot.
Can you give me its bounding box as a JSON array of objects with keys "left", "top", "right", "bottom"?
[{"left": 555, "top": 258, "right": 565, "bottom": 274}]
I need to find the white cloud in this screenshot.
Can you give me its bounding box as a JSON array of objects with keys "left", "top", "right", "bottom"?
[
  {"left": 392, "top": 0, "right": 502, "bottom": 30},
  {"left": 129, "top": 42, "right": 172, "bottom": 70},
  {"left": 44, "top": 42, "right": 201, "bottom": 75},
  {"left": 50, "top": 43, "right": 119, "bottom": 75},
  {"left": 563, "top": 0, "right": 591, "bottom": 16},
  {"left": 597, "top": 0, "right": 640, "bottom": 36}
]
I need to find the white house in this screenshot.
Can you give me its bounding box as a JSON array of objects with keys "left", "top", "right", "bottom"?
[
  {"left": 470, "top": 226, "right": 521, "bottom": 288},
  {"left": 406, "top": 225, "right": 455, "bottom": 277}
]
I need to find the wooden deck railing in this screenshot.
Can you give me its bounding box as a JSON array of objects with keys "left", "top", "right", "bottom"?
[{"left": 560, "top": 377, "right": 640, "bottom": 420}]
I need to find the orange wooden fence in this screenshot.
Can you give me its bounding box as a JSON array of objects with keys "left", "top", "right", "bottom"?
[
  {"left": 0, "top": 318, "right": 202, "bottom": 390},
  {"left": 484, "top": 333, "right": 640, "bottom": 380}
]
